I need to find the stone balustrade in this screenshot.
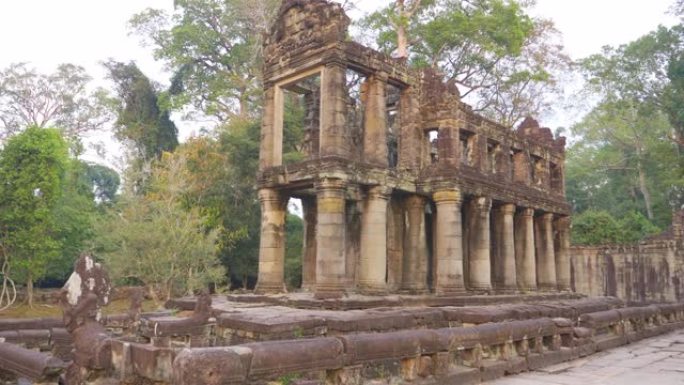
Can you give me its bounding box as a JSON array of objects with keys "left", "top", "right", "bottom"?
[{"left": 2, "top": 299, "right": 684, "bottom": 384}]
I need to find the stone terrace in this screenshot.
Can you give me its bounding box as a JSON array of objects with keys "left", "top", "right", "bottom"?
[{"left": 4, "top": 294, "right": 684, "bottom": 384}]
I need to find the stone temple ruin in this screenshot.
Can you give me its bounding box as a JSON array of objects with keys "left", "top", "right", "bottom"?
[
  {"left": 256, "top": 0, "right": 570, "bottom": 298},
  {"left": 1, "top": 1, "right": 684, "bottom": 385}
]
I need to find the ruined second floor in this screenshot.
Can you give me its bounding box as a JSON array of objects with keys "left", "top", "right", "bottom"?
[{"left": 258, "top": 0, "right": 567, "bottom": 204}]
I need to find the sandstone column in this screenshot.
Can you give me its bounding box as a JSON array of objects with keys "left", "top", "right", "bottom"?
[
  {"left": 386, "top": 199, "right": 404, "bottom": 291},
  {"left": 259, "top": 86, "right": 282, "bottom": 169},
  {"left": 301, "top": 197, "right": 317, "bottom": 291},
  {"left": 497, "top": 203, "right": 517, "bottom": 292},
  {"left": 555, "top": 216, "right": 571, "bottom": 291},
  {"left": 315, "top": 178, "right": 347, "bottom": 298},
  {"left": 468, "top": 197, "right": 492, "bottom": 291},
  {"left": 536, "top": 212, "right": 558, "bottom": 291},
  {"left": 363, "top": 74, "right": 388, "bottom": 166},
  {"left": 515, "top": 208, "right": 537, "bottom": 291},
  {"left": 255, "top": 188, "right": 287, "bottom": 294},
  {"left": 433, "top": 189, "right": 466, "bottom": 295},
  {"left": 359, "top": 186, "right": 390, "bottom": 293},
  {"left": 437, "top": 124, "right": 460, "bottom": 167},
  {"left": 398, "top": 86, "right": 422, "bottom": 170},
  {"left": 401, "top": 195, "right": 429, "bottom": 293},
  {"left": 320, "top": 63, "right": 349, "bottom": 158}
]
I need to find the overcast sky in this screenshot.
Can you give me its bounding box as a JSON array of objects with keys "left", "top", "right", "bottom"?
[{"left": 0, "top": 0, "right": 679, "bottom": 150}]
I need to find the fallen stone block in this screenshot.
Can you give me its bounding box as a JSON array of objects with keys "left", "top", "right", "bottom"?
[{"left": 0, "top": 341, "right": 66, "bottom": 382}]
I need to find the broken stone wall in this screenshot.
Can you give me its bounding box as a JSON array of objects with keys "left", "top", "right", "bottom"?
[{"left": 571, "top": 211, "right": 684, "bottom": 303}]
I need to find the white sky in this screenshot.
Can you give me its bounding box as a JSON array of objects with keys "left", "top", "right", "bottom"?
[{"left": 0, "top": 0, "right": 679, "bottom": 156}]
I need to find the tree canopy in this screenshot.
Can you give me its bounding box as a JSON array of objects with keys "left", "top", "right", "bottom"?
[
  {"left": 0, "top": 127, "right": 69, "bottom": 306},
  {"left": 359, "top": 0, "right": 569, "bottom": 126},
  {"left": 567, "top": 22, "right": 684, "bottom": 242},
  {"left": 0, "top": 63, "right": 110, "bottom": 142}
]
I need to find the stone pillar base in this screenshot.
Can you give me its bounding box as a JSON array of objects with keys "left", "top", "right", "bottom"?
[
  {"left": 517, "top": 285, "right": 538, "bottom": 293},
  {"left": 494, "top": 287, "right": 518, "bottom": 295},
  {"left": 313, "top": 284, "right": 346, "bottom": 299},
  {"left": 254, "top": 282, "right": 286, "bottom": 295},
  {"left": 468, "top": 283, "right": 492, "bottom": 292},
  {"left": 538, "top": 284, "right": 558, "bottom": 292},
  {"left": 435, "top": 286, "right": 467, "bottom": 297},
  {"left": 398, "top": 287, "right": 430, "bottom": 296},
  {"left": 357, "top": 283, "right": 388, "bottom": 296}
]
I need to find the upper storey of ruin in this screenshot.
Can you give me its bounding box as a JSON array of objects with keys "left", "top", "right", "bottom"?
[{"left": 259, "top": 0, "right": 569, "bottom": 214}]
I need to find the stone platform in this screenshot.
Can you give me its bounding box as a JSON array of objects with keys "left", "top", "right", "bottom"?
[
  {"left": 167, "top": 291, "right": 584, "bottom": 311},
  {"left": 3, "top": 293, "right": 684, "bottom": 385}
]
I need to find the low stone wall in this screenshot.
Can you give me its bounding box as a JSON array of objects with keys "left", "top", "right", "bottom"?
[
  {"left": 3, "top": 298, "right": 684, "bottom": 384},
  {"left": 214, "top": 297, "right": 622, "bottom": 345},
  {"left": 571, "top": 210, "right": 684, "bottom": 303},
  {"left": 168, "top": 303, "right": 684, "bottom": 385}
]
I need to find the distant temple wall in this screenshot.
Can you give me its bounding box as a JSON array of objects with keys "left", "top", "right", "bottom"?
[{"left": 570, "top": 211, "right": 684, "bottom": 303}]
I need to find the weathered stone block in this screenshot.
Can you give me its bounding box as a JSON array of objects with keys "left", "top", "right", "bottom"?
[
  {"left": 0, "top": 341, "right": 66, "bottom": 382},
  {"left": 246, "top": 337, "right": 344, "bottom": 379},
  {"left": 129, "top": 343, "right": 175, "bottom": 382},
  {"left": 172, "top": 346, "right": 252, "bottom": 385},
  {"left": 340, "top": 330, "right": 439, "bottom": 364},
  {"left": 480, "top": 359, "right": 508, "bottom": 382}
]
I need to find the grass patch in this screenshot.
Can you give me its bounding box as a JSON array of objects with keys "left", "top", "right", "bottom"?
[{"left": 0, "top": 298, "right": 159, "bottom": 319}]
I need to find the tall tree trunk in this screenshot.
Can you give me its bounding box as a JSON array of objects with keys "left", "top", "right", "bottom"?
[
  {"left": 148, "top": 285, "right": 161, "bottom": 308},
  {"left": 26, "top": 272, "right": 33, "bottom": 309},
  {"left": 394, "top": 0, "right": 421, "bottom": 60},
  {"left": 637, "top": 157, "right": 654, "bottom": 220},
  {"left": 396, "top": 22, "right": 409, "bottom": 59}
]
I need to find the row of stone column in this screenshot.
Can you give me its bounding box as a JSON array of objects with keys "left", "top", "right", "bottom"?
[
  {"left": 255, "top": 183, "right": 571, "bottom": 297},
  {"left": 431, "top": 190, "right": 571, "bottom": 294}
]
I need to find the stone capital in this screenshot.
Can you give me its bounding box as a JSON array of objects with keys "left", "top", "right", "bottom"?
[
  {"left": 370, "top": 71, "right": 389, "bottom": 83},
  {"left": 258, "top": 188, "right": 285, "bottom": 205},
  {"left": 498, "top": 203, "right": 516, "bottom": 215},
  {"left": 315, "top": 178, "right": 346, "bottom": 191},
  {"left": 473, "top": 196, "right": 492, "bottom": 211},
  {"left": 555, "top": 215, "right": 571, "bottom": 229},
  {"left": 367, "top": 185, "right": 391, "bottom": 200},
  {"left": 432, "top": 189, "right": 462, "bottom": 204},
  {"left": 405, "top": 194, "right": 427, "bottom": 210},
  {"left": 519, "top": 208, "right": 535, "bottom": 217},
  {"left": 541, "top": 212, "right": 555, "bottom": 223}
]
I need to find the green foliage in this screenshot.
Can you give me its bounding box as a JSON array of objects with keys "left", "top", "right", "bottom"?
[
  {"left": 359, "top": 0, "right": 569, "bottom": 126},
  {"left": 84, "top": 163, "right": 121, "bottom": 205},
  {"left": 94, "top": 151, "right": 225, "bottom": 303},
  {"left": 571, "top": 210, "right": 621, "bottom": 245},
  {"left": 663, "top": 48, "right": 684, "bottom": 147},
  {"left": 571, "top": 210, "right": 661, "bottom": 245},
  {"left": 217, "top": 119, "right": 261, "bottom": 287},
  {"left": 129, "top": 0, "right": 280, "bottom": 119},
  {"left": 282, "top": 93, "right": 306, "bottom": 165},
  {"left": 43, "top": 160, "right": 100, "bottom": 283},
  {"left": 104, "top": 61, "right": 179, "bottom": 163},
  {"left": 285, "top": 213, "right": 303, "bottom": 290},
  {"left": 618, "top": 210, "right": 661, "bottom": 243},
  {"left": 0, "top": 127, "right": 69, "bottom": 288},
  {"left": 569, "top": 24, "right": 684, "bottom": 228},
  {"left": 0, "top": 63, "right": 110, "bottom": 142}
]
